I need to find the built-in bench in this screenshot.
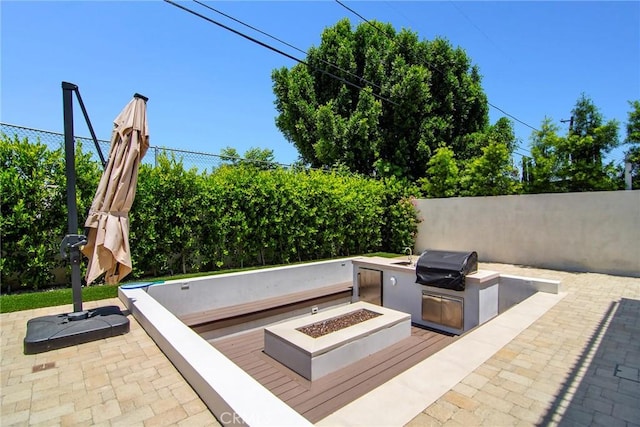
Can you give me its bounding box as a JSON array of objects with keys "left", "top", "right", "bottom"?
[{"left": 179, "top": 282, "right": 354, "bottom": 336}]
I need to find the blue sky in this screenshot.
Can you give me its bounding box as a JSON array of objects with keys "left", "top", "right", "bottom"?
[{"left": 2, "top": 1, "right": 638, "bottom": 167}]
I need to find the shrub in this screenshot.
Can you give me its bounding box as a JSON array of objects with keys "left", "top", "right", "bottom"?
[
  {"left": 2, "top": 140, "right": 420, "bottom": 290},
  {"left": 0, "top": 133, "right": 100, "bottom": 292}
]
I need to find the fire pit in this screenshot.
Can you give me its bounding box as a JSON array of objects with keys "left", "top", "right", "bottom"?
[
  {"left": 296, "top": 309, "right": 382, "bottom": 338},
  {"left": 264, "top": 302, "right": 410, "bottom": 381}
]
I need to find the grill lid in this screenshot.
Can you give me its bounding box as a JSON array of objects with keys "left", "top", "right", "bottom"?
[{"left": 415, "top": 250, "right": 478, "bottom": 291}]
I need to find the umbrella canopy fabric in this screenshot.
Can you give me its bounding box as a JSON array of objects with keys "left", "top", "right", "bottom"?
[{"left": 82, "top": 96, "right": 149, "bottom": 285}]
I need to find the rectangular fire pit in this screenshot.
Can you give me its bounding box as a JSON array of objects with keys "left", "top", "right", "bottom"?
[{"left": 264, "top": 302, "right": 411, "bottom": 381}]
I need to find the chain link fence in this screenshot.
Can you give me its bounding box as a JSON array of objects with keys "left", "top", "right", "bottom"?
[{"left": 1, "top": 122, "right": 295, "bottom": 173}]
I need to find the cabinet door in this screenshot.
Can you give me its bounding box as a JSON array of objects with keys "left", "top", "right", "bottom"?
[
  {"left": 441, "top": 295, "right": 464, "bottom": 330},
  {"left": 421, "top": 294, "right": 441, "bottom": 324},
  {"left": 358, "top": 268, "right": 382, "bottom": 305}
]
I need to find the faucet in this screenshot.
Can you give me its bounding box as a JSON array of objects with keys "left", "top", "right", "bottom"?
[{"left": 403, "top": 246, "right": 413, "bottom": 265}]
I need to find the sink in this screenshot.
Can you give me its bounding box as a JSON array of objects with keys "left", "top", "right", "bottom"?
[{"left": 391, "top": 261, "right": 413, "bottom": 266}]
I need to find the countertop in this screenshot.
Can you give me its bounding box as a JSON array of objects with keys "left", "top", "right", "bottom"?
[{"left": 351, "top": 256, "right": 499, "bottom": 285}]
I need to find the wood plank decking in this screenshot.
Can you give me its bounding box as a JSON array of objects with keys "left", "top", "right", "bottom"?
[
  {"left": 181, "top": 282, "right": 353, "bottom": 329},
  {"left": 210, "top": 325, "right": 458, "bottom": 423}
]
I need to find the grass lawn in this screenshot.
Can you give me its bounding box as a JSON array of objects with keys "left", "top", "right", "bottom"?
[
  {"left": 0, "top": 285, "right": 120, "bottom": 314},
  {"left": 0, "top": 253, "right": 402, "bottom": 314}
]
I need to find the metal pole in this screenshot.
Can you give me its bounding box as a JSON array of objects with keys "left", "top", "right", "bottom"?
[
  {"left": 73, "top": 88, "right": 106, "bottom": 168},
  {"left": 62, "top": 81, "right": 84, "bottom": 313}
]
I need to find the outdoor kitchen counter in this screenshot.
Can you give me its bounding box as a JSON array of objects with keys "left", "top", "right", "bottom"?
[
  {"left": 351, "top": 256, "right": 500, "bottom": 285},
  {"left": 351, "top": 256, "right": 501, "bottom": 334},
  {"left": 352, "top": 256, "right": 416, "bottom": 273}
]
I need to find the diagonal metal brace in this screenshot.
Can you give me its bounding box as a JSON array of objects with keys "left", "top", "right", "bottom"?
[{"left": 60, "top": 234, "right": 87, "bottom": 259}]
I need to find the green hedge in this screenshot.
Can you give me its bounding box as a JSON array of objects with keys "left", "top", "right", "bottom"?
[
  {"left": 1, "top": 134, "right": 101, "bottom": 292},
  {"left": 1, "top": 134, "right": 420, "bottom": 292}
]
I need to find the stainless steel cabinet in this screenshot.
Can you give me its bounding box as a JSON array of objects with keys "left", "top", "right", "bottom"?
[
  {"left": 358, "top": 268, "right": 382, "bottom": 305},
  {"left": 421, "top": 293, "right": 441, "bottom": 324},
  {"left": 421, "top": 291, "right": 463, "bottom": 330}
]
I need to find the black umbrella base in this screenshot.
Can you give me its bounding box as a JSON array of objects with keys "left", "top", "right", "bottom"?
[{"left": 24, "top": 305, "right": 129, "bottom": 354}]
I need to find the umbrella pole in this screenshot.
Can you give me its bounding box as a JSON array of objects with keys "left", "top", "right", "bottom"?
[
  {"left": 62, "top": 82, "right": 86, "bottom": 314},
  {"left": 22, "top": 82, "right": 131, "bottom": 355}
]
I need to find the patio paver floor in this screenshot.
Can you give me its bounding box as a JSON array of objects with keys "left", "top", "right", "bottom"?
[
  {"left": 406, "top": 263, "right": 640, "bottom": 427},
  {"left": 1, "top": 299, "right": 221, "bottom": 427},
  {"left": 1, "top": 263, "right": 639, "bottom": 426}
]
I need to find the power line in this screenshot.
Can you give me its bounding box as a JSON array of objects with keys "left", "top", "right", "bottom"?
[
  {"left": 447, "top": 0, "right": 513, "bottom": 63},
  {"left": 514, "top": 137, "right": 532, "bottom": 157},
  {"left": 488, "top": 102, "right": 538, "bottom": 132},
  {"left": 615, "top": 158, "right": 626, "bottom": 167},
  {"left": 382, "top": 1, "right": 420, "bottom": 33},
  {"left": 335, "top": 0, "right": 391, "bottom": 38},
  {"left": 334, "top": 0, "right": 539, "bottom": 133},
  {"left": 170, "top": 0, "right": 540, "bottom": 151},
  {"left": 192, "top": 0, "right": 386, "bottom": 94},
  {"left": 336, "top": 0, "right": 537, "bottom": 158},
  {"left": 164, "top": 0, "right": 398, "bottom": 106},
  {"left": 193, "top": 0, "right": 301, "bottom": 55}
]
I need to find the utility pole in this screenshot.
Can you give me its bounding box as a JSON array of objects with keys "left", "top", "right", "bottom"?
[
  {"left": 560, "top": 115, "right": 574, "bottom": 133},
  {"left": 560, "top": 115, "right": 575, "bottom": 165}
]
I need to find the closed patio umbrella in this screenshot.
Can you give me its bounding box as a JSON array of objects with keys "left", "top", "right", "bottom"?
[{"left": 82, "top": 94, "right": 149, "bottom": 285}]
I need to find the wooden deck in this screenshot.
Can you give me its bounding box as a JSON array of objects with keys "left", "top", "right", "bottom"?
[
  {"left": 210, "top": 325, "right": 458, "bottom": 423},
  {"left": 181, "top": 282, "right": 353, "bottom": 329}
]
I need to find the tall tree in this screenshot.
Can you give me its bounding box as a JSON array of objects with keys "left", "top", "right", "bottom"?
[
  {"left": 561, "top": 95, "right": 620, "bottom": 191},
  {"left": 460, "top": 138, "right": 521, "bottom": 196},
  {"left": 456, "top": 117, "right": 517, "bottom": 161},
  {"left": 526, "top": 95, "right": 620, "bottom": 193},
  {"left": 272, "top": 18, "right": 489, "bottom": 180},
  {"left": 525, "top": 118, "right": 566, "bottom": 193},
  {"left": 568, "top": 94, "right": 619, "bottom": 165},
  {"left": 418, "top": 145, "right": 459, "bottom": 198}
]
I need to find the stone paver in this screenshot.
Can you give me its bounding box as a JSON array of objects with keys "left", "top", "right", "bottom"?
[
  {"left": 0, "top": 298, "right": 221, "bottom": 426},
  {"left": 2, "top": 264, "right": 639, "bottom": 427},
  {"left": 407, "top": 264, "right": 640, "bottom": 427}
]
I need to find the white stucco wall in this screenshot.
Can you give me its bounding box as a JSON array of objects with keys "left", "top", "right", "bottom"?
[
  {"left": 414, "top": 190, "right": 640, "bottom": 277},
  {"left": 147, "top": 258, "right": 354, "bottom": 317}
]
